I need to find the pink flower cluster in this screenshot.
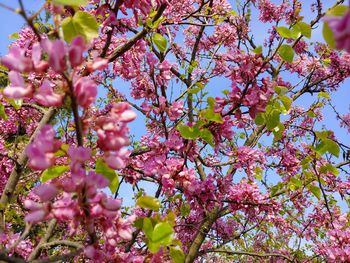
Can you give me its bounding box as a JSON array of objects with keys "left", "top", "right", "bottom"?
[
  {"left": 1, "top": 36, "right": 97, "bottom": 108},
  {"left": 24, "top": 145, "right": 134, "bottom": 257},
  {"left": 230, "top": 146, "right": 266, "bottom": 179},
  {"left": 96, "top": 102, "right": 136, "bottom": 169},
  {"left": 25, "top": 125, "right": 61, "bottom": 171}
]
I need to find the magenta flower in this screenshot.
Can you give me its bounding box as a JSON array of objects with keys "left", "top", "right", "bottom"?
[
  {"left": 325, "top": 11, "right": 350, "bottom": 52},
  {"left": 41, "top": 39, "right": 66, "bottom": 72},
  {"left": 68, "top": 146, "right": 91, "bottom": 173},
  {"left": 33, "top": 184, "right": 58, "bottom": 202},
  {"left": 73, "top": 77, "right": 97, "bottom": 108},
  {"left": 25, "top": 125, "right": 61, "bottom": 170},
  {"left": 32, "top": 42, "right": 49, "bottom": 73},
  {"left": 69, "top": 36, "right": 85, "bottom": 67},
  {"left": 0, "top": 46, "right": 33, "bottom": 72},
  {"left": 3, "top": 71, "right": 33, "bottom": 99},
  {"left": 104, "top": 148, "right": 130, "bottom": 169},
  {"left": 34, "top": 80, "right": 64, "bottom": 107}
]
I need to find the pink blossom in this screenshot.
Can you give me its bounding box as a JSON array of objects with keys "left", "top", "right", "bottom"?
[
  {"left": 3, "top": 71, "right": 32, "bottom": 99},
  {"left": 104, "top": 148, "right": 130, "bottom": 169},
  {"left": 34, "top": 80, "right": 63, "bottom": 107},
  {"left": 32, "top": 42, "right": 49, "bottom": 73},
  {"left": 0, "top": 46, "right": 33, "bottom": 72},
  {"left": 68, "top": 146, "right": 91, "bottom": 173},
  {"left": 25, "top": 125, "right": 61, "bottom": 170},
  {"left": 73, "top": 77, "right": 97, "bottom": 108},
  {"left": 41, "top": 39, "right": 66, "bottom": 72},
  {"left": 110, "top": 102, "right": 137, "bottom": 122},
  {"left": 33, "top": 184, "right": 58, "bottom": 202},
  {"left": 325, "top": 12, "right": 350, "bottom": 52},
  {"left": 96, "top": 103, "right": 135, "bottom": 151},
  {"left": 69, "top": 36, "right": 85, "bottom": 67}
]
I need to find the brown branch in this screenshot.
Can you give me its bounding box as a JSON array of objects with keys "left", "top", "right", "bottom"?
[
  {"left": 108, "top": 4, "right": 167, "bottom": 63},
  {"left": 28, "top": 219, "right": 57, "bottom": 260}
]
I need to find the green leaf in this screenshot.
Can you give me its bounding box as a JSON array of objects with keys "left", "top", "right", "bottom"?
[
  {"left": 326, "top": 5, "right": 348, "bottom": 16},
  {"left": 318, "top": 92, "right": 331, "bottom": 100},
  {"left": 133, "top": 218, "right": 144, "bottom": 229},
  {"left": 201, "top": 109, "right": 223, "bottom": 123},
  {"left": 188, "top": 83, "right": 204, "bottom": 94},
  {"left": 207, "top": 97, "right": 215, "bottom": 108},
  {"left": 143, "top": 218, "right": 154, "bottom": 240},
  {"left": 0, "top": 104, "right": 8, "bottom": 120},
  {"left": 180, "top": 203, "right": 190, "bottom": 217},
  {"left": 200, "top": 128, "right": 214, "bottom": 146},
  {"left": 152, "top": 33, "right": 167, "bottom": 53},
  {"left": 315, "top": 138, "right": 340, "bottom": 157},
  {"left": 324, "top": 139, "right": 340, "bottom": 157},
  {"left": 279, "top": 95, "right": 292, "bottom": 111},
  {"left": 54, "top": 144, "right": 69, "bottom": 157},
  {"left": 307, "top": 184, "right": 321, "bottom": 200},
  {"left": 294, "top": 22, "right": 311, "bottom": 38},
  {"left": 320, "top": 163, "right": 339, "bottom": 176},
  {"left": 273, "top": 123, "right": 285, "bottom": 141},
  {"left": 266, "top": 109, "right": 280, "bottom": 130},
  {"left": 323, "top": 22, "right": 335, "bottom": 48},
  {"left": 276, "top": 26, "right": 292, "bottom": 38},
  {"left": 41, "top": 165, "right": 69, "bottom": 183},
  {"left": 7, "top": 99, "right": 22, "bottom": 110},
  {"left": 177, "top": 125, "right": 199, "bottom": 140},
  {"left": 62, "top": 11, "right": 99, "bottom": 43},
  {"left": 152, "top": 222, "right": 174, "bottom": 244},
  {"left": 254, "top": 112, "right": 265, "bottom": 125},
  {"left": 252, "top": 45, "right": 262, "bottom": 54},
  {"left": 62, "top": 17, "right": 76, "bottom": 43},
  {"left": 290, "top": 177, "right": 303, "bottom": 188},
  {"left": 148, "top": 241, "right": 161, "bottom": 253},
  {"left": 53, "top": 0, "right": 88, "bottom": 7},
  {"left": 270, "top": 183, "right": 283, "bottom": 197},
  {"left": 136, "top": 196, "right": 161, "bottom": 211},
  {"left": 170, "top": 247, "right": 185, "bottom": 263},
  {"left": 278, "top": 44, "right": 294, "bottom": 63},
  {"left": 95, "top": 159, "right": 119, "bottom": 194},
  {"left": 274, "top": 86, "right": 289, "bottom": 95},
  {"left": 8, "top": 32, "right": 19, "bottom": 39}
]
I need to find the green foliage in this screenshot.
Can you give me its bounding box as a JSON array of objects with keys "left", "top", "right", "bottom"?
[
  {"left": 276, "top": 22, "right": 311, "bottom": 40},
  {"left": 177, "top": 125, "right": 199, "bottom": 140},
  {"left": 53, "top": 0, "right": 88, "bottom": 7},
  {"left": 62, "top": 11, "right": 99, "bottom": 43},
  {"left": 95, "top": 158, "right": 119, "bottom": 194},
  {"left": 41, "top": 165, "right": 70, "bottom": 183},
  {"left": 252, "top": 45, "right": 262, "bottom": 54},
  {"left": 315, "top": 138, "right": 340, "bottom": 157},
  {"left": 276, "top": 26, "right": 294, "bottom": 39},
  {"left": 144, "top": 221, "right": 174, "bottom": 253},
  {"left": 136, "top": 196, "right": 161, "bottom": 211},
  {"left": 152, "top": 33, "right": 167, "bottom": 53},
  {"left": 294, "top": 22, "right": 312, "bottom": 39},
  {"left": 0, "top": 104, "right": 8, "bottom": 120},
  {"left": 170, "top": 246, "right": 185, "bottom": 263},
  {"left": 307, "top": 184, "right": 321, "bottom": 200},
  {"left": 278, "top": 44, "right": 294, "bottom": 63},
  {"left": 323, "top": 22, "right": 335, "bottom": 49},
  {"left": 326, "top": 5, "right": 348, "bottom": 16},
  {"left": 199, "top": 128, "right": 214, "bottom": 147},
  {"left": 7, "top": 99, "right": 22, "bottom": 110},
  {"left": 266, "top": 109, "right": 280, "bottom": 130}
]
